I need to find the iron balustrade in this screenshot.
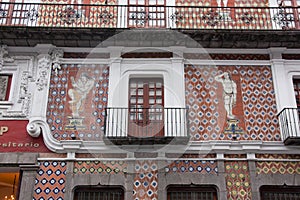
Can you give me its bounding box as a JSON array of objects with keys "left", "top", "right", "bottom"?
[
  {"left": 0, "top": 2, "right": 299, "bottom": 30},
  {"left": 277, "top": 107, "right": 300, "bottom": 144},
  {"left": 104, "top": 107, "right": 188, "bottom": 138}
]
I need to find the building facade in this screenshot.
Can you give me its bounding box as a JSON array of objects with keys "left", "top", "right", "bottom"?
[{"left": 0, "top": 0, "right": 300, "bottom": 199}]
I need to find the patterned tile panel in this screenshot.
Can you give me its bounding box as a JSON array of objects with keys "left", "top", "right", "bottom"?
[
  {"left": 47, "top": 64, "right": 109, "bottom": 141},
  {"left": 73, "top": 161, "right": 127, "bottom": 174},
  {"left": 256, "top": 161, "right": 300, "bottom": 175},
  {"left": 175, "top": 0, "right": 271, "bottom": 29},
  {"left": 224, "top": 154, "right": 246, "bottom": 158},
  {"left": 39, "top": 0, "right": 117, "bottom": 28},
  {"left": 180, "top": 153, "right": 216, "bottom": 158},
  {"left": 164, "top": 160, "right": 218, "bottom": 174},
  {"left": 133, "top": 160, "right": 158, "bottom": 200},
  {"left": 282, "top": 54, "right": 300, "bottom": 60},
  {"left": 225, "top": 161, "right": 252, "bottom": 200},
  {"left": 184, "top": 53, "right": 270, "bottom": 60},
  {"left": 256, "top": 154, "right": 300, "bottom": 159},
  {"left": 33, "top": 161, "right": 66, "bottom": 200},
  {"left": 184, "top": 65, "right": 280, "bottom": 141}
]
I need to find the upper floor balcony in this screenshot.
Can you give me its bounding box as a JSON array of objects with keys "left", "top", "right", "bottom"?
[
  {"left": 277, "top": 108, "right": 300, "bottom": 145},
  {"left": 104, "top": 107, "right": 189, "bottom": 145},
  {"left": 0, "top": 2, "right": 299, "bottom": 30}
]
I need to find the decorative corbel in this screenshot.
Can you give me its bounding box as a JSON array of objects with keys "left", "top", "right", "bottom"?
[
  {"left": 0, "top": 45, "right": 14, "bottom": 71},
  {"left": 51, "top": 48, "right": 64, "bottom": 75},
  {"left": 36, "top": 55, "right": 51, "bottom": 91}
]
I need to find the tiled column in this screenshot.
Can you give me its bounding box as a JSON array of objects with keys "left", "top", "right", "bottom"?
[
  {"left": 216, "top": 154, "right": 228, "bottom": 200},
  {"left": 19, "top": 165, "right": 40, "bottom": 200},
  {"left": 63, "top": 161, "right": 74, "bottom": 199}
]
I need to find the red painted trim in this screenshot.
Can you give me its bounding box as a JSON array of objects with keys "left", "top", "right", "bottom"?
[{"left": 5, "top": 75, "right": 12, "bottom": 101}]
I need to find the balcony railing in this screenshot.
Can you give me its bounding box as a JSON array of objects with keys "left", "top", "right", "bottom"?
[
  {"left": 0, "top": 2, "right": 299, "bottom": 30},
  {"left": 277, "top": 108, "right": 300, "bottom": 145},
  {"left": 104, "top": 107, "right": 189, "bottom": 144}
]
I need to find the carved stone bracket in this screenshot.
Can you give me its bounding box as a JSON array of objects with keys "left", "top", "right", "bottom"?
[
  {"left": 51, "top": 48, "right": 64, "bottom": 75},
  {"left": 0, "top": 45, "right": 14, "bottom": 71},
  {"left": 36, "top": 55, "right": 51, "bottom": 91}
]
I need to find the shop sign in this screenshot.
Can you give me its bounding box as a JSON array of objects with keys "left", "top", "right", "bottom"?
[{"left": 0, "top": 120, "right": 50, "bottom": 152}]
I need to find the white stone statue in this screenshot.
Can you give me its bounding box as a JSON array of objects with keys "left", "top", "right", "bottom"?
[
  {"left": 217, "top": 0, "right": 228, "bottom": 7},
  {"left": 215, "top": 72, "right": 237, "bottom": 119},
  {"left": 68, "top": 72, "right": 94, "bottom": 117}
]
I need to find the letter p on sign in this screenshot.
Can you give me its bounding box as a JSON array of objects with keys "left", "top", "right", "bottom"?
[{"left": 0, "top": 126, "right": 8, "bottom": 135}]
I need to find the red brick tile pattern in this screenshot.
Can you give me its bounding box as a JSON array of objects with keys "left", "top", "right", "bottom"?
[
  {"left": 47, "top": 64, "right": 109, "bottom": 141},
  {"left": 33, "top": 161, "right": 66, "bottom": 200},
  {"left": 225, "top": 161, "right": 252, "bottom": 200},
  {"left": 73, "top": 161, "right": 127, "bottom": 174},
  {"left": 133, "top": 160, "right": 158, "bottom": 200},
  {"left": 165, "top": 160, "right": 218, "bottom": 174},
  {"left": 184, "top": 65, "right": 280, "bottom": 141}
]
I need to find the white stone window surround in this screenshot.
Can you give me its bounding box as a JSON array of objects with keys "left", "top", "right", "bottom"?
[
  {"left": 272, "top": 61, "right": 300, "bottom": 112},
  {"left": 269, "top": 48, "right": 300, "bottom": 142},
  {"left": 287, "top": 65, "right": 300, "bottom": 109},
  {"left": 0, "top": 57, "right": 33, "bottom": 117},
  {"left": 0, "top": 70, "right": 16, "bottom": 106},
  {"left": 108, "top": 59, "right": 185, "bottom": 109},
  {"left": 106, "top": 58, "right": 187, "bottom": 137}
]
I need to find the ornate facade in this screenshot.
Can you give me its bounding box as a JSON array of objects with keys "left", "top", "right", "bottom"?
[{"left": 0, "top": 0, "right": 300, "bottom": 200}]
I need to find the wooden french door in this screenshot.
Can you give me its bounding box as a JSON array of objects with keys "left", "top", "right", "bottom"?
[
  {"left": 128, "top": 78, "right": 164, "bottom": 138},
  {"left": 128, "top": 0, "right": 166, "bottom": 28}
]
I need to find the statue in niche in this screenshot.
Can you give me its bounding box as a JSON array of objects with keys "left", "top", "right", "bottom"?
[
  {"left": 215, "top": 72, "right": 237, "bottom": 119},
  {"left": 68, "top": 72, "right": 94, "bottom": 118}
]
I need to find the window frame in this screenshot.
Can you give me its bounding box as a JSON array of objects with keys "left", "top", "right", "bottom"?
[
  {"left": 167, "top": 185, "right": 218, "bottom": 200},
  {"left": 74, "top": 186, "right": 124, "bottom": 200},
  {"left": 260, "top": 185, "right": 300, "bottom": 200},
  {"left": 0, "top": 74, "right": 13, "bottom": 102}
]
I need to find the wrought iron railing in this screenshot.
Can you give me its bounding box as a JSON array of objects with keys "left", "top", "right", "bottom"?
[
  {"left": 0, "top": 2, "right": 299, "bottom": 30},
  {"left": 277, "top": 108, "right": 300, "bottom": 144},
  {"left": 104, "top": 107, "right": 188, "bottom": 138}
]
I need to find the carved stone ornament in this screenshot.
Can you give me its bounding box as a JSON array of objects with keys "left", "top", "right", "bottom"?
[
  {"left": 0, "top": 75, "right": 8, "bottom": 101},
  {"left": 36, "top": 55, "right": 51, "bottom": 91},
  {"left": 20, "top": 71, "right": 32, "bottom": 116},
  {"left": 51, "top": 48, "right": 64, "bottom": 75},
  {"left": 0, "top": 45, "right": 14, "bottom": 71}
]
